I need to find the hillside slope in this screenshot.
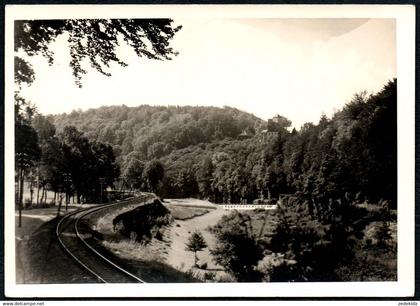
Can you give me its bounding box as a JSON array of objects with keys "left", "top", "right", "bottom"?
[{"left": 53, "top": 104, "right": 264, "bottom": 163}]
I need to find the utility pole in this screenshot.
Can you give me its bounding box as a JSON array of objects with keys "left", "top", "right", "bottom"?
[
  {"left": 63, "top": 173, "right": 72, "bottom": 211},
  {"left": 29, "top": 171, "right": 34, "bottom": 206}
]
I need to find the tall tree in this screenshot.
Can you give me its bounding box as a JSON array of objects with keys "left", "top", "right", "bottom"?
[
  {"left": 32, "top": 115, "right": 63, "bottom": 205},
  {"left": 59, "top": 126, "right": 84, "bottom": 204},
  {"left": 15, "top": 111, "right": 40, "bottom": 226},
  {"left": 89, "top": 140, "right": 120, "bottom": 200},
  {"left": 196, "top": 156, "right": 214, "bottom": 199},
  {"left": 59, "top": 125, "right": 120, "bottom": 204},
  {"left": 123, "top": 157, "right": 146, "bottom": 190},
  {"left": 143, "top": 159, "right": 165, "bottom": 193}
]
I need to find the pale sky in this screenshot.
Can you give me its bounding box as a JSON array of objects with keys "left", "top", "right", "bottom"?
[{"left": 18, "top": 18, "right": 396, "bottom": 129}]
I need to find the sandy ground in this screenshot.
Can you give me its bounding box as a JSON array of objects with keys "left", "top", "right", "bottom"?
[{"left": 159, "top": 199, "right": 231, "bottom": 280}]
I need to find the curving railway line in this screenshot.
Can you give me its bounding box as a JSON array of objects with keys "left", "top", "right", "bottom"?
[{"left": 56, "top": 199, "right": 148, "bottom": 283}]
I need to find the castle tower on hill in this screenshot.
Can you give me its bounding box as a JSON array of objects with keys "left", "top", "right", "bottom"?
[
  {"left": 259, "top": 116, "right": 280, "bottom": 142},
  {"left": 272, "top": 115, "right": 283, "bottom": 123},
  {"left": 241, "top": 115, "right": 287, "bottom": 142}
]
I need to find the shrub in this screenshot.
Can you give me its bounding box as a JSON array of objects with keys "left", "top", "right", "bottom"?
[
  {"left": 210, "top": 211, "right": 264, "bottom": 282},
  {"left": 257, "top": 253, "right": 300, "bottom": 282},
  {"left": 373, "top": 221, "right": 391, "bottom": 249},
  {"left": 203, "top": 271, "right": 216, "bottom": 282},
  {"left": 268, "top": 204, "right": 357, "bottom": 281},
  {"left": 216, "top": 273, "right": 236, "bottom": 282}
]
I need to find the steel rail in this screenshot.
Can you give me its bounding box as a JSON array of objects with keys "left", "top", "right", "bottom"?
[
  {"left": 56, "top": 194, "right": 151, "bottom": 283},
  {"left": 56, "top": 208, "right": 107, "bottom": 283},
  {"left": 74, "top": 201, "right": 146, "bottom": 283}
]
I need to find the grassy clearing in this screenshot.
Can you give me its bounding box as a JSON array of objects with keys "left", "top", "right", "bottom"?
[
  {"left": 163, "top": 198, "right": 218, "bottom": 209},
  {"left": 166, "top": 206, "right": 210, "bottom": 220}
]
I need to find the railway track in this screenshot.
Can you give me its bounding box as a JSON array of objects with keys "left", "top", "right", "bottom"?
[{"left": 56, "top": 197, "right": 151, "bottom": 283}]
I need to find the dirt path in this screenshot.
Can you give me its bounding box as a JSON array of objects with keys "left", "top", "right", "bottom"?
[{"left": 164, "top": 206, "right": 230, "bottom": 277}]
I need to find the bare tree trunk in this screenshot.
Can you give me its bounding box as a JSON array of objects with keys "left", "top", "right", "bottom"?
[
  {"left": 16, "top": 172, "right": 20, "bottom": 208},
  {"left": 40, "top": 186, "right": 44, "bottom": 205},
  {"left": 18, "top": 168, "right": 24, "bottom": 228},
  {"left": 36, "top": 180, "right": 40, "bottom": 207},
  {"left": 29, "top": 178, "right": 34, "bottom": 206},
  {"left": 57, "top": 193, "right": 63, "bottom": 216}
]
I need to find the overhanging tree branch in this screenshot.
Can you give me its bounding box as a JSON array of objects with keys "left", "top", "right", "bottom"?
[{"left": 14, "top": 19, "right": 182, "bottom": 87}]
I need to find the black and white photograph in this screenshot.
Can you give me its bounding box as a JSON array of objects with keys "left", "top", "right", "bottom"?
[{"left": 4, "top": 4, "right": 415, "bottom": 298}]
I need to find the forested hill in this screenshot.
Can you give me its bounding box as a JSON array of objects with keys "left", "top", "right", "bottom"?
[
  {"left": 53, "top": 105, "right": 264, "bottom": 162},
  {"left": 51, "top": 79, "right": 396, "bottom": 207}
]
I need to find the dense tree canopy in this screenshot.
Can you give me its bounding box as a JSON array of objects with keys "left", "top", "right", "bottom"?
[
  {"left": 52, "top": 79, "right": 397, "bottom": 208},
  {"left": 143, "top": 159, "right": 165, "bottom": 193},
  {"left": 59, "top": 125, "right": 120, "bottom": 202}
]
